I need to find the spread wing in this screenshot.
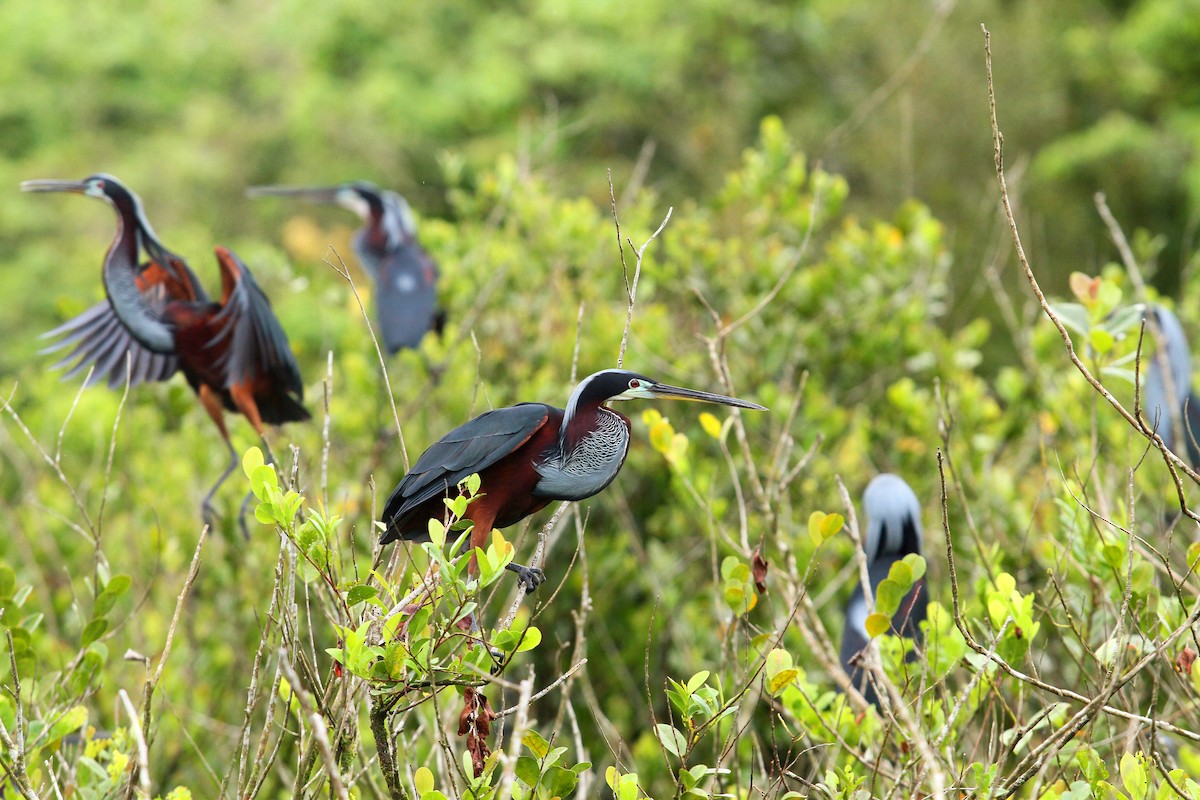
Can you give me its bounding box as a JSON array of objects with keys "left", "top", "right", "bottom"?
[
  {"left": 40, "top": 261, "right": 187, "bottom": 388},
  {"left": 207, "top": 248, "right": 305, "bottom": 408},
  {"left": 381, "top": 403, "right": 552, "bottom": 535},
  {"left": 375, "top": 244, "right": 439, "bottom": 354}
]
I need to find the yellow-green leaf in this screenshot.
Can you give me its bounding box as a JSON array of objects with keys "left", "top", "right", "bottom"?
[
  {"left": 1186, "top": 542, "right": 1200, "bottom": 570},
  {"left": 865, "top": 613, "right": 891, "bottom": 638},
  {"left": 649, "top": 420, "right": 674, "bottom": 453},
  {"left": 241, "top": 446, "right": 264, "bottom": 477},
  {"left": 902, "top": 553, "right": 927, "bottom": 582},
  {"left": 765, "top": 648, "right": 792, "bottom": 679},
  {"left": 886, "top": 561, "right": 914, "bottom": 589},
  {"left": 808, "top": 511, "right": 844, "bottom": 545},
  {"left": 414, "top": 767, "right": 434, "bottom": 796},
  {"left": 1089, "top": 327, "right": 1115, "bottom": 354},
  {"left": 428, "top": 518, "right": 447, "bottom": 549},
  {"left": 515, "top": 625, "right": 542, "bottom": 652},
  {"left": 699, "top": 412, "right": 723, "bottom": 439},
  {"left": 767, "top": 668, "right": 798, "bottom": 695},
  {"left": 522, "top": 730, "right": 551, "bottom": 759}
]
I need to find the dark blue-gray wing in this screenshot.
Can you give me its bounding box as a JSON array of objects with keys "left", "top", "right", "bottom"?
[
  {"left": 209, "top": 250, "right": 304, "bottom": 398},
  {"left": 382, "top": 403, "right": 552, "bottom": 524},
  {"left": 375, "top": 244, "right": 439, "bottom": 354},
  {"left": 40, "top": 299, "right": 179, "bottom": 389}
]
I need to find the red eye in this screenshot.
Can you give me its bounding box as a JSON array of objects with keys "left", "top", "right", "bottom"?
[{"left": 629, "top": 379, "right": 640, "bottom": 389}]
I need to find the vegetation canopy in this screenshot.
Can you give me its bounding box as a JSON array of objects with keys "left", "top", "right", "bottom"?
[{"left": 4, "top": 3, "right": 1200, "bottom": 800}]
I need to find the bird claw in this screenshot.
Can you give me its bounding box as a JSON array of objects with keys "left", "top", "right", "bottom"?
[
  {"left": 505, "top": 563, "right": 546, "bottom": 594},
  {"left": 201, "top": 501, "right": 220, "bottom": 532}
]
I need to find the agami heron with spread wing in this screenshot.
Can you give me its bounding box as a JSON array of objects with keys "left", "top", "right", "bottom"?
[
  {"left": 247, "top": 181, "right": 442, "bottom": 355},
  {"left": 380, "top": 369, "right": 766, "bottom": 590},
  {"left": 839, "top": 473, "right": 927, "bottom": 707},
  {"left": 1143, "top": 304, "right": 1200, "bottom": 466},
  {"left": 22, "top": 174, "right": 309, "bottom": 527}
]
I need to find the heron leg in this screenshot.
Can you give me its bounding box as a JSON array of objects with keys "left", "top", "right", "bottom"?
[
  {"left": 504, "top": 563, "right": 546, "bottom": 594},
  {"left": 202, "top": 439, "right": 239, "bottom": 531},
  {"left": 229, "top": 384, "right": 272, "bottom": 540},
  {"left": 198, "top": 385, "right": 235, "bottom": 530}
]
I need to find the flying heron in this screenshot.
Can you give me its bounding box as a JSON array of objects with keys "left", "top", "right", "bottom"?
[{"left": 22, "top": 174, "right": 309, "bottom": 530}]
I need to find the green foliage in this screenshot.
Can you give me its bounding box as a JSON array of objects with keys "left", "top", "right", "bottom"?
[{"left": 5, "top": 80, "right": 1200, "bottom": 798}]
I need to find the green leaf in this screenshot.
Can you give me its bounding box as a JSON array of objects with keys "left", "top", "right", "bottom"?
[
  {"left": 93, "top": 591, "right": 119, "bottom": 618},
  {"left": 686, "top": 671, "right": 710, "bottom": 694},
  {"left": 875, "top": 578, "right": 904, "bottom": 616},
  {"left": 444, "top": 494, "right": 469, "bottom": 520},
  {"left": 865, "top": 613, "right": 891, "bottom": 638},
  {"left": 655, "top": 723, "right": 687, "bottom": 758},
  {"left": 1052, "top": 302, "right": 1091, "bottom": 335},
  {"left": 1102, "top": 544, "right": 1125, "bottom": 570},
  {"left": 543, "top": 765, "right": 580, "bottom": 799},
  {"left": 1105, "top": 304, "right": 1144, "bottom": 335},
  {"left": 104, "top": 574, "right": 132, "bottom": 597},
  {"left": 0, "top": 566, "right": 14, "bottom": 599},
  {"left": 250, "top": 463, "right": 278, "bottom": 497},
  {"left": 901, "top": 554, "right": 926, "bottom": 582},
  {"left": 1187, "top": 542, "right": 1200, "bottom": 570},
  {"left": 1120, "top": 752, "right": 1147, "bottom": 800},
  {"left": 464, "top": 473, "right": 482, "bottom": 496},
  {"left": 346, "top": 585, "right": 378, "bottom": 607},
  {"left": 723, "top": 583, "right": 746, "bottom": 611},
  {"left": 886, "top": 561, "right": 914, "bottom": 589},
  {"left": 81, "top": 618, "right": 108, "bottom": 647},
  {"left": 765, "top": 648, "right": 792, "bottom": 680},
  {"left": 1089, "top": 327, "right": 1115, "bottom": 354},
  {"left": 515, "top": 626, "right": 542, "bottom": 652},
  {"left": 241, "top": 446, "right": 264, "bottom": 478},
  {"left": 428, "top": 518, "right": 447, "bottom": 549},
  {"left": 46, "top": 705, "right": 88, "bottom": 742},
  {"left": 808, "top": 511, "right": 844, "bottom": 544}
]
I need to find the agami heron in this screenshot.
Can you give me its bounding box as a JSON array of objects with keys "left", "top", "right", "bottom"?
[
  {"left": 1143, "top": 304, "right": 1200, "bottom": 466},
  {"left": 22, "top": 174, "right": 310, "bottom": 527},
  {"left": 380, "top": 369, "right": 766, "bottom": 590},
  {"left": 247, "top": 181, "right": 442, "bottom": 355},
  {"left": 839, "top": 473, "right": 927, "bottom": 707}
]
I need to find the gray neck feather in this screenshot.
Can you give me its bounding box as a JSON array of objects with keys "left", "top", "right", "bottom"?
[
  {"left": 534, "top": 407, "right": 630, "bottom": 500},
  {"left": 103, "top": 217, "right": 177, "bottom": 354}
]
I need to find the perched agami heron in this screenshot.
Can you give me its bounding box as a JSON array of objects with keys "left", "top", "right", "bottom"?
[
  {"left": 839, "top": 473, "right": 928, "bottom": 707},
  {"left": 1143, "top": 304, "right": 1200, "bottom": 466},
  {"left": 380, "top": 369, "right": 766, "bottom": 590},
  {"left": 247, "top": 181, "right": 442, "bottom": 355},
  {"left": 22, "top": 174, "right": 310, "bottom": 527}
]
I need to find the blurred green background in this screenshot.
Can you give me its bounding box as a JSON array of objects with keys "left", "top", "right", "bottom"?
[{"left": 4, "top": 0, "right": 1200, "bottom": 795}]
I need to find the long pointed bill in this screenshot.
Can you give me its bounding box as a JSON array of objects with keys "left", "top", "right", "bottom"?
[
  {"left": 20, "top": 179, "right": 88, "bottom": 194},
  {"left": 245, "top": 185, "right": 342, "bottom": 203},
  {"left": 648, "top": 383, "right": 767, "bottom": 411}
]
